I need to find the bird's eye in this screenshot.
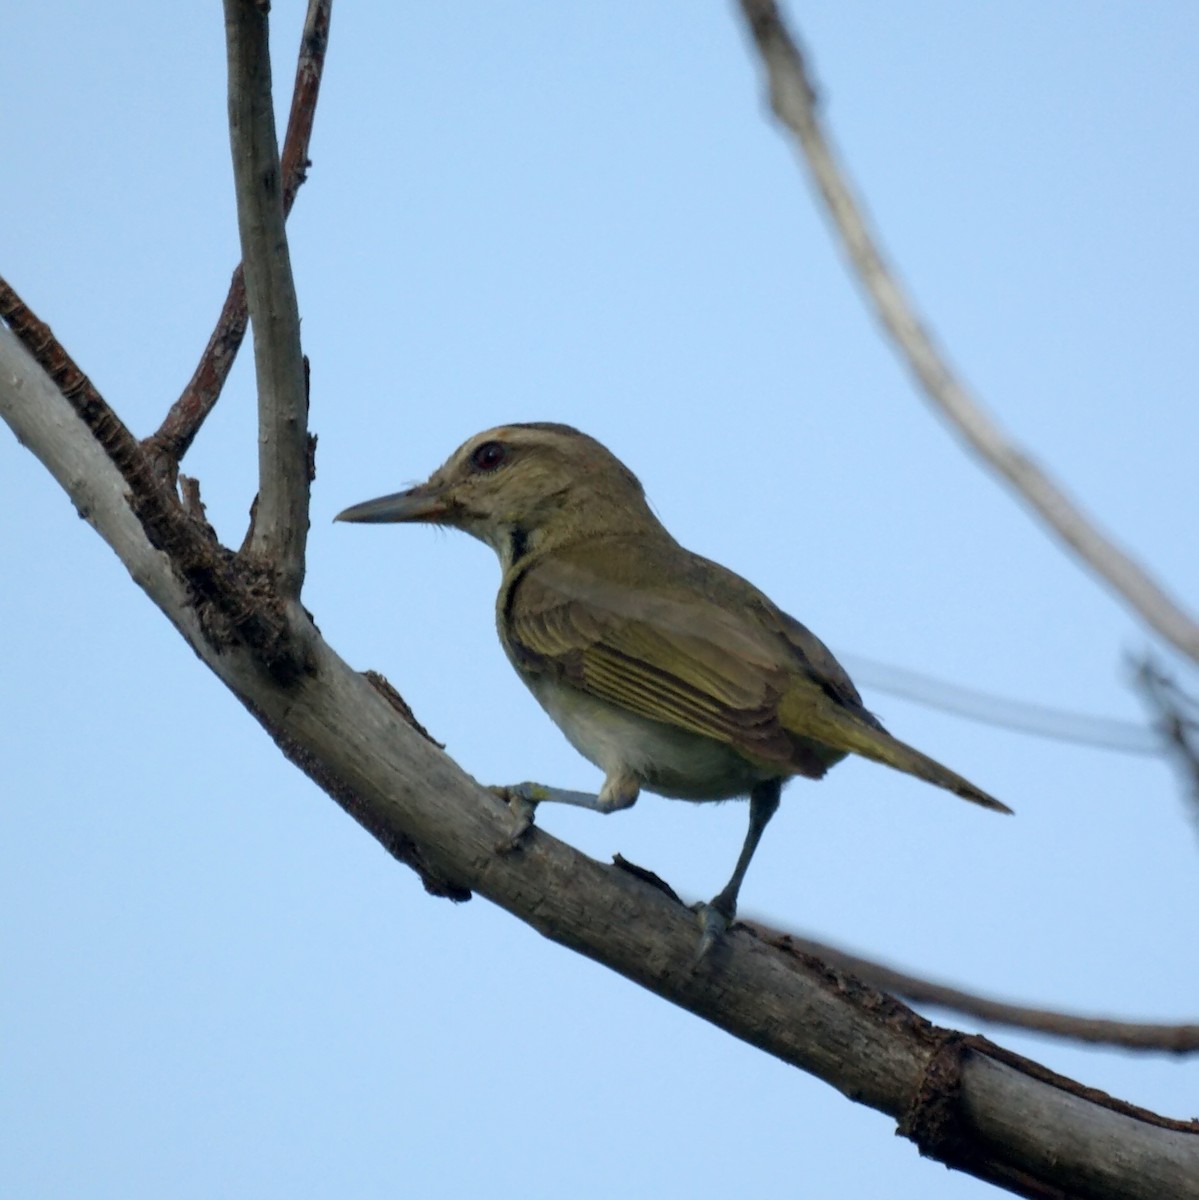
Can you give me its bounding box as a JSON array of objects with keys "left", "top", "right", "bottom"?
[{"left": 471, "top": 441, "right": 507, "bottom": 472}]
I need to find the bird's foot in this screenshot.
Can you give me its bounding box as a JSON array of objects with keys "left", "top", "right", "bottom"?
[
  {"left": 690, "top": 899, "right": 735, "bottom": 966},
  {"left": 490, "top": 782, "right": 547, "bottom": 853},
  {"left": 490, "top": 778, "right": 639, "bottom": 851}
]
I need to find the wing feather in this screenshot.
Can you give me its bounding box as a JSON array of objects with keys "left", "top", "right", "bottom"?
[
  {"left": 505, "top": 550, "right": 825, "bottom": 770},
  {"left": 502, "top": 541, "right": 1007, "bottom": 811}
]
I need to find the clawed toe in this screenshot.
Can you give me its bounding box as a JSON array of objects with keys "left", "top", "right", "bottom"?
[
  {"left": 491, "top": 784, "right": 539, "bottom": 853},
  {"left": 691, "top": 901, "right": 733, "bottom": 965}
]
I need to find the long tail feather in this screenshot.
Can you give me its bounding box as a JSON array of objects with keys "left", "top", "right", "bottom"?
[{"left": 799, "top": 709, "right": 1011, "bottom": 813}]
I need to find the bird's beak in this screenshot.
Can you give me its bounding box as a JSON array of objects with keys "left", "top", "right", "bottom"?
[{"left": 334, "top": 480, "right": 448, "bottom": 525}]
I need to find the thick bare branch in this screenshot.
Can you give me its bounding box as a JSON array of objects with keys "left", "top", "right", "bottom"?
[
  {"left": 223, "top": 0, "right": 310, "bottom": 595},
  {"left": 736, "top": 0, "right": 1199, "bottom": 664},
  {"left": 748, "top": 925, "right": 1199, "bottom": 1053},
  {"left": 3, "top": 325, "right": 1198, "bottom": 1200},
  {"left": 149, "top": 0, "right": 331, "bottom": 475}
]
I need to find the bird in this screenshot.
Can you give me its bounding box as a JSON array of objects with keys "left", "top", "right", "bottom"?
[{"left": 336, "top": 422, "right": 1010, "bottom": 953}]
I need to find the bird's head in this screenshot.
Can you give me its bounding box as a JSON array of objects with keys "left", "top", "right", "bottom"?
[{"left": 335, "top": 422, "right": 659, "bottom": 566}]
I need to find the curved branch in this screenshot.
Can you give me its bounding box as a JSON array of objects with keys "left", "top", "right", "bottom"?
[
  {"left": 736, "top": 0, "right": 1199, "bottom": 665},
  {"left": 223, "top": 0, "right": 310, "bottom": 594},
  {"left": 148, "top": 0, "right": 331, "bottom": 474},
  {"left": 747, "top": 924, "right": 1199, "bottom": 1054},
  {"left": 3, "top": 325, "right": 1198, "bottom": 1200}
]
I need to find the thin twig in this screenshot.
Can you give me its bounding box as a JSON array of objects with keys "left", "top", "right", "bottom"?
[
  {"left": 149, "top": 0, "right": 330, "bottom": 477},
  {"left": 146, "top": 271, "right": 248, "bottom": 483},
  {"left": 223, "top": 0, "right": 311, "bottom": 595},
  {"left": 746, "top": 922, "right": 1199, "bottom": 1054},
  {"left": 1133, "top": 656, "right": 1199, "bottom": 835},
  {"left": 736, "top": 0, "right": 1199, "bottom": 665},
  {"left": 844, "top": 653, "right": 1163, "bottom": 756}
]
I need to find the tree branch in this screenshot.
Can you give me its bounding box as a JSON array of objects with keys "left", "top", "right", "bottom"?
[
  {"left": 844, "top": 653, "right": 1164, "bottom": 756},
  {"left": 223, "top": 0, "right": 310, "bottom": 595},
  {"left": 747, "top": 924, "right": 1199, "bottom": 1054},
  {"left": 6, "top": 6, "right": 1198, "bottom": 1193},
  {"left": 148, "top": 0, "right": 331, "bottom": 478},
  {"left": 3, "top": 323, "right": 1198, "bottom": 1199},
  {"left": 0, "top": 276, "right": 301, "bottom": 681},
  {"left": 736, "top": 0, "right": 1199, "bottom": 665},
  {"left": 1135, "top": 657, "right": 1199, "bottom": 836}
]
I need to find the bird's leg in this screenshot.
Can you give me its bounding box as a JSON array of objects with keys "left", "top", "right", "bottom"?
[
  {"left": 493, "top": 771, "right": 640, "bottom": 852},
  {"left": 695, "top": 778, "right": 782, "bottom": 961}
]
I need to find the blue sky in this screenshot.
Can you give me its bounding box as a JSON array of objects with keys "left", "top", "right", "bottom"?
[{"left": 3, "top": 4, "right": 1197, "bottom": 1198}]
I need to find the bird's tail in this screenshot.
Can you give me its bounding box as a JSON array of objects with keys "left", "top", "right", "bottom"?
[
  {"left": 800, "top": 708, "right": 1012, "bottom": 813},
  {"left": 861, "top": 727, "right": 1011, "bottom": 813}
]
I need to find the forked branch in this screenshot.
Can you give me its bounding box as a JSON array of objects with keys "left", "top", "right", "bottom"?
[{"left": 0, "top": 278, "right": 302, "bottom": 681}]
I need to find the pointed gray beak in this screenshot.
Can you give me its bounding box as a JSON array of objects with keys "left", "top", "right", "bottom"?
[{"left": 334, "top": 481, "right": 448, "bottom": 524}]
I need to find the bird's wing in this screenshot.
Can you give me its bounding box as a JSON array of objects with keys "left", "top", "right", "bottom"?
[
  {"left": 506, "top": 547, "right": 1010, "bottom": 812},
  {"left": 504, "top": 551, "right": 831, "bottom": 773},
  {"left": 770, "top": 608, "right": 880, "bottom": 726}
]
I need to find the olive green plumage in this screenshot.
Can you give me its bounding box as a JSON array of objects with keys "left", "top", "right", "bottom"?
[
  {"left": 502, "top": 530, "right": 1004, "bottom": 811},
  {"left": 337, "top": 422, "right": 1009, "bottom": 938}
]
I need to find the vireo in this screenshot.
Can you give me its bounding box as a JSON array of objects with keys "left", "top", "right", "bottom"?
[{"left": 337, "top": 423, "right": 1009, "bottom": 950}]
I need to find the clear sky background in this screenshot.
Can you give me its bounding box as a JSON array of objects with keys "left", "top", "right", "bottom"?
[{"left": 3, "top": 4, "right": 1197, "bottom": 1198}]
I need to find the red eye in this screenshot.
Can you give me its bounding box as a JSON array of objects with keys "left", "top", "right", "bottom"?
[{"left": 471, "top": 441, "right": 507, "bottom": 471}]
